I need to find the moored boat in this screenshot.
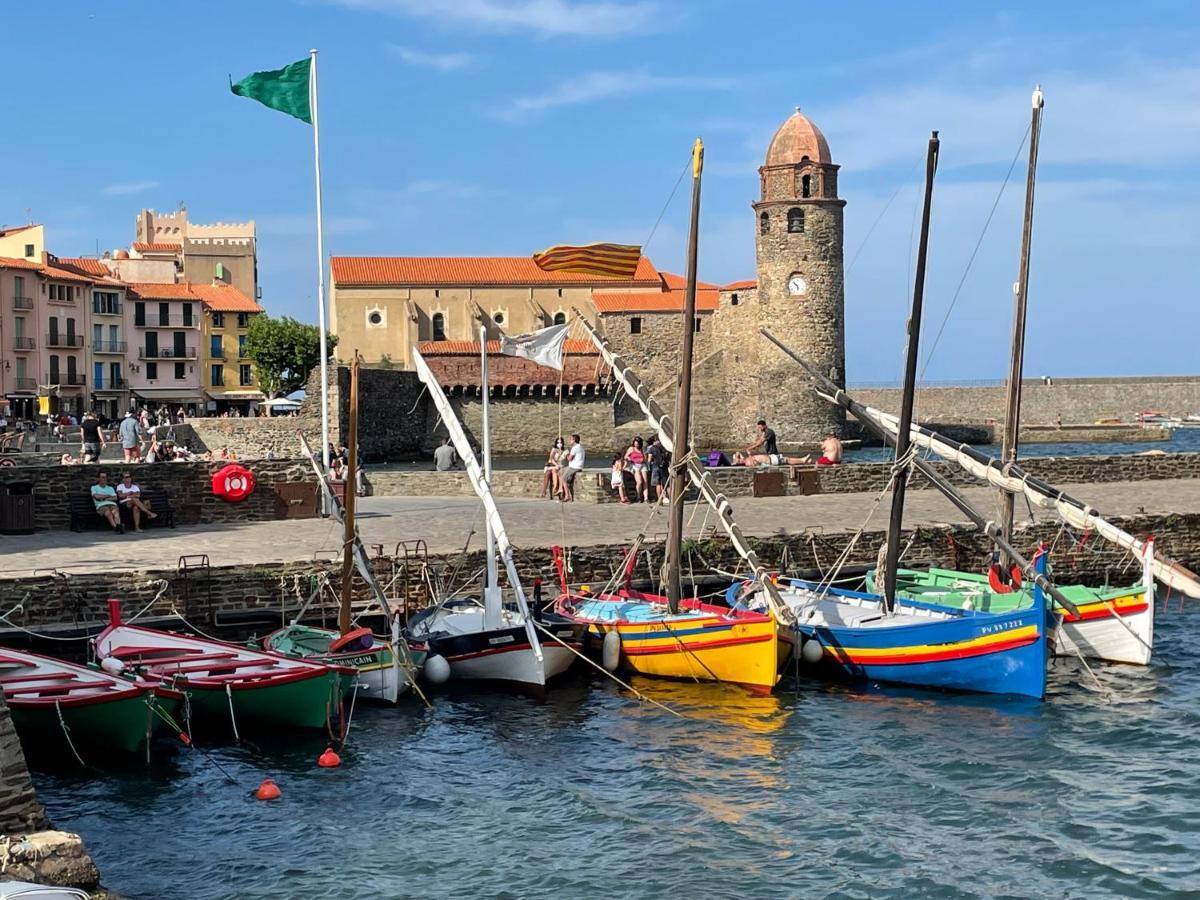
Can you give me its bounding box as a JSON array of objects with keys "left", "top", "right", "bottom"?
[
  {"left": 262, "top": 623, "right": 427, "bottom": 703},
  {"left": 0, "top": 647, "right": 161, "bottom": 756},
  {"left": 95, "top": 600, "right": 350, "bottom": 735}
]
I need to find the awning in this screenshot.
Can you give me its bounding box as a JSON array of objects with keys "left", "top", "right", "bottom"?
[
  {"left": 206, "top": 390, "right": 266, "bottom": 401},
  {"left": 131, "top": 388, "right": 206, "bottom": 401},
  {"left": 4, "top": 393, "right": 36, "bottom": 399}
]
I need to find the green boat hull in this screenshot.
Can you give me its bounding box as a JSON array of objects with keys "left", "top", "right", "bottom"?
[
  {"left": 264, "top": 624, "right": 425, "bottom": 703},
  {"left": 11, "top": 691, "right": 156, "bottom": 757},
  {"left": 178, "top": 669, "right": 343, "bottom": 735}
]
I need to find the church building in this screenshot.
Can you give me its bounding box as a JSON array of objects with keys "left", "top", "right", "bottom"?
[{"left": 328, "top": 108, "right": 846, "bottom": 445}]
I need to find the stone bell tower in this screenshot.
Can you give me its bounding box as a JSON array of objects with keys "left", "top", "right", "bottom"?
[{"left": 746, "top": 107, "right": 846, "bottom": 444}]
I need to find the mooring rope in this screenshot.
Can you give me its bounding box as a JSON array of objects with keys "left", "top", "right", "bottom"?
[
  {"left": 55, "top": 699, "right": 88, "bottom": 768},
  {"left": 225, "top": 683, "right": 240, "bottom": 742}
]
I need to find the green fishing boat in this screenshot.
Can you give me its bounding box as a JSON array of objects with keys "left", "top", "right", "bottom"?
[{"left": 263, "top": 623, "right": 425, "bottom": 704}]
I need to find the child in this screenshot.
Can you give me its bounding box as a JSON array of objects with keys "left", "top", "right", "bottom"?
[{"left": 610, "top": 454, "right": 629, "bottom": 504}]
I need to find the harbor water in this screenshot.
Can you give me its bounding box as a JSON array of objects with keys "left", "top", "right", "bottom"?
[{"left": 31, "top": 603, "right": 1200, "bottom": 899}]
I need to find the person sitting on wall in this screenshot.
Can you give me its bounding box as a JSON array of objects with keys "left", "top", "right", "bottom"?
[
  {"left": 814, "top": 432, "right": 843, "bottom": 466},
  {"left": 115, "top": 471, "right": 158, "bottom": 532},
  {"left": 433, "top": 437, "right": 457, "bottom": 472},
  {"left": 541, "top": 437, "right": 565, "bottom": 498},
  {"left": 561, "top": 434, "right": 585, "bottom": 502},
  {"left": 745, "top": 420, "right": 778, "bottom": 459},
  {"left": 60, "top": 452, "right": 78, "bottom": 465},
  {"left": 90, "top": 471, "right": 123, "bottom": 534}
]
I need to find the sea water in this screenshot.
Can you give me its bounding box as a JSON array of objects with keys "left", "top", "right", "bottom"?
[{"left": 31, "top": 601, "right": 1200, "bottom": 899}]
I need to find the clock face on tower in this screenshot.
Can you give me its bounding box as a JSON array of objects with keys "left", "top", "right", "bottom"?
[{"left": 787, "top": 273, "right": 807, "bottom": 296}]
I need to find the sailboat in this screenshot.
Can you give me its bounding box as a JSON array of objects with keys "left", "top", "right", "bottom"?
[
  {"left": 852, "top": 88, "right": 1197, "bottom": 665},
  {"left": 263, "top": 355, "right": 426, "bottom": 703},
  {"left": 741, "top": 132, "right": 1060, "bottom": 699},
  {"left": 552, "top": 139, "right": 783, "bottom": 695},
  {"left": 405, "top": 335, "right": 577, "bottom": 691}
]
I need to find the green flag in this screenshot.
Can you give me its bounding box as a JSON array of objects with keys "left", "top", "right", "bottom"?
[{"left": 231, "top": 57, "right": 312, "bottom": 124}]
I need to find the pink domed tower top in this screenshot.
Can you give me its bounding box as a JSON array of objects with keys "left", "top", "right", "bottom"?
[{"left": 764, "top": 107, "right": 833, "bottom": 166}]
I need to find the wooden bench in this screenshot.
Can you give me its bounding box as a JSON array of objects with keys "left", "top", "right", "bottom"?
[{"left": 69, "top": 489, "right": 176, "bottom": 532}]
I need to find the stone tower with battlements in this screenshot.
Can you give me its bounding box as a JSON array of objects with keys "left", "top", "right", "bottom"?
[{"left": 742, "top": 107, "right": 846, "bottom": 445}]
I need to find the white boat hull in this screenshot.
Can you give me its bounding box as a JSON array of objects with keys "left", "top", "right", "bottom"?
[{"left": 1057, "top": 606, "right": 1153, "bottom": 666}]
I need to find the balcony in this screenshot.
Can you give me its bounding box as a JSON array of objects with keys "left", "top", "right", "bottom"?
[
  {"left": 93, "top": 340, "right": 128, "bottom": 354},
  {"left": 139, "top": 346, "right": 197, "bottom": 360},
  {"left": 48, "top": 295, "right": 76, "bottom": 307},
  {"left": 13, "top": 377, "right": 36, "bottom": 391},
  {"left": 94, "top": 376, "right": 127, "bottom": 391},
  {"left": 13, "top": 337, "right": 35, "bottom": 351},
  {"left": 92, "top": 302, "right": 123, "bottom": 316},
  {"left": 135, "top": 316, "right": 199, "bottom": 328},
  {"left": 66, "top": 373, "right": 86, "bottom": 386},
  {"left": 46, "top": 334, "right": 84, "bottom": 348},
  {"left": 209, "top": 348, "right": 228, "bottom": 360},
  {"left": 12, "top": 296, "right": 33, "bottom": 310}
]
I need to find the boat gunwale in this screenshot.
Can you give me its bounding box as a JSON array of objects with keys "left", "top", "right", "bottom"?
[{"left": 0, "top": 647, "right": 151, "bottom": 709}]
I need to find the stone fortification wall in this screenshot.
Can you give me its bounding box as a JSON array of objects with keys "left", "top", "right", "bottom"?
[
  {"left": 856, "top": 376, "right": 1200, "bottom": 426},
  {"left": 0, "top": 459, "right": 316, "bottom": 531},
  {"left": 0, "top": 694, "right": 47, "bottom": 833},
  {"left": 187, "top": 418, "right": 322, "bottom": 459},
  {"left": 3, "top": 511, "right": 1197, "bottom": 635}
]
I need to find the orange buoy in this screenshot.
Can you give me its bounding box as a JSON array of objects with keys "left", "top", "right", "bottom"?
[
  {"left": 255, "top": 778, "right": 281, "bottom": 800},
  {"left": 318, "top": 747, "right": 342, "bottom": 768}
]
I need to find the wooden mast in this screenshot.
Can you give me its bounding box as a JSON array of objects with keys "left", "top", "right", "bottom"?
[
  {"left": 998, "top": 86, "right": 1045, "bottom": 563},
  {"left": 882, "top": 131, "right": 939, "bottom": 612},
  {"left": 664, "top": 137, "right": 704, "bottom": 615},
  {"left": 339, "top": 351, "right": 359, "bottom": 635}
]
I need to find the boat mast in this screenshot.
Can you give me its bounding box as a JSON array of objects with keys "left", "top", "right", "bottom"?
[
  {"left": 480, "top": 324, "right": 501, "bottom": 629},
  {"left": 339, "top": 351, "right": 359, "bottom": 634},
  {"left": 883, "top": 131, "right": 939, "bottom": 612},
  {"left": 664, "top": 138, "right": 704, "bottom": 615},
  {"left": 998, "top": 86, "right": 1045, "bottom": 563}
]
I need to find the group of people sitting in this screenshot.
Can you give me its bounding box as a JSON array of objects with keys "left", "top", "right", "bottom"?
[
  {"left": 89, "top": 471, "right": 159, "bottom": 534},
  {"left": 731, "top": 420, "right": 843, "bottom": 468},
  {"left": 539, "top": 435, "right": 587, "bottom": 501}
]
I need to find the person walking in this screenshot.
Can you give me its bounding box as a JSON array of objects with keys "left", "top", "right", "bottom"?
[
  {"left": 118, "top": 411, "right": 143, "bottom": 463},
  {"left": 79, "top": 412, "right": 107, "bottom": 463}
]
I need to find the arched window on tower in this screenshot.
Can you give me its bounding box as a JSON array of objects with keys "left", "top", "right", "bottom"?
[
  {"left": 787, "top": 208, "right": 805, "bottom": 233},
  {"left": 431, "top": 312, "right": 446, "bottom": 341},
  {"left": 759, "top": 212, "right": 770, "bottom": 234},
  {"left": 553, "top": 311, "right": 566, "bottom": 326},
  {"left": 801, "top": 174, "right": 812, "bottom": 198}
]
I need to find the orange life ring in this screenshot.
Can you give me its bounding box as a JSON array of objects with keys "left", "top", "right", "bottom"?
[
  {"left": 987, "top": 564, "right": 1023, "bottom": 594},
  {"left": 329, "top": 626, "right": 373, "bottom": 654},
  {"left": 212, "top": 464, "right": 255, "bottom": 502}
]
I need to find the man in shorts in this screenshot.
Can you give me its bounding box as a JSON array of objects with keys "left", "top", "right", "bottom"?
[
  {"left": 79, "top": 411, "right": 107, "bottom": 463},
  {"left": 90, "top": 471, "right": 123, "bottom": 533},
  {"left": 561, "top": 434, "right": 586, "bottom": 501},
  {"left": 745, "top": 420, "right": 778, "bottom": 458},
  {"left": 118, "top": 410, "right": 143, "bottom": 463},
  {"left": 646, "top": 435, "right": 670, "bottom": 504}
]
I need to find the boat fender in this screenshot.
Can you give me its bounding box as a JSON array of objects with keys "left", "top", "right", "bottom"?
[
  {"left": 800, "top": 638, "right": 824, "bottom": 664},
  {"left": 961, "top": 599, "right": 974, "bottom": 611},
  {"left": 254, "top": 778, "right": 281, "bottom": 801},
  {"left": 318, "top": 747, "right": 342, "bottom": 768},
  {"left": 212, "top": 464, "right": 255, "bottom": 502},
  {"left": 424, "top": 654, "right": 451, "bottom": 685},
  {"left": 329, "top": 626, "right": 373, "bottom": 654},
  {"left": 602, "top": 630, "right": 621, "bottom": 672},
  {"left": 99, "top": 656, "right": 126, "bottom": 675}
]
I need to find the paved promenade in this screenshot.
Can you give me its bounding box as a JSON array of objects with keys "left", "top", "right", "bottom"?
[{"left": 2, "top": 478, "right": 1198, "bottom": 577}]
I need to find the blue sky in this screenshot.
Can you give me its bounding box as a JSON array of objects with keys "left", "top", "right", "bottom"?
[{"left": 3, "top": 0, "right": 1198, "bottom": 382}]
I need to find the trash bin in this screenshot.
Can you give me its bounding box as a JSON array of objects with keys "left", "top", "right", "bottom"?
[{"left": 0, "top": 482, "right": 35, "bottom": 534}]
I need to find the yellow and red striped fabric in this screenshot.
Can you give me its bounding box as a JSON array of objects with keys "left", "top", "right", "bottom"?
[{"left": 532, "top": 242, "right": 642, "bottom": 279}]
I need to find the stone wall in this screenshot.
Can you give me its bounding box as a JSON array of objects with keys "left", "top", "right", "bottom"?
[
  {"left": 187, "top": 418, "right": 322, "bottom": 459},
  {"left": 0, "top": 693, "right": 47, "bottom": 834},
  {"left": 856, "top": 376, "right": 1200, "bottom": 426},
  {"left": 0, "top": 459, "right": 317, "bottom": 531}
]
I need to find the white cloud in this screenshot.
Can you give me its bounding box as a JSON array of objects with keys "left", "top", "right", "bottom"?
[
  {"left": 497, "top": 69, "right": 734, "bottom": 121},
  {"left": 102, "top": 180, "right": 159, "bottom": 196},
  {"left": 387, "top": 44, "right": 477, "bottom": 71},
  {"left": 328, "top": 0, "right": 660, "bottom": 37}
]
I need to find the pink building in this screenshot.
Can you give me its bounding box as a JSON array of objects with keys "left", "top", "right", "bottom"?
[
  {"left": 124, "top": 282, "right": 205, "bottom": 415},
  {"left": 0, "top": 257, "right": 44, "bottom": 420},
  {"left": 39, "top": 261, "right": 93, "bottom": 417}
]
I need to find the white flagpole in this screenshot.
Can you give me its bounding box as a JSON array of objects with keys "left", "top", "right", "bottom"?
[{"left": 310, "top": 47, "right": 330, "bottom": 472}]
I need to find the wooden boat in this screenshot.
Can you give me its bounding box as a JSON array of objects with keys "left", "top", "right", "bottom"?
[
  {"left": 866, "top": 539, "right": 1154, "bottom": 665},
  {"left": 262, "top": 623, "right": 426, "bottom": 703},
  {"left": 0, "top": 647, "right": 162, "bottom": 755},
  {"left": 95, "top": 600, "right": 351, "bottom": 734},
  {"left": 408, "top": 343, "right": 577, "bottom": 691}
]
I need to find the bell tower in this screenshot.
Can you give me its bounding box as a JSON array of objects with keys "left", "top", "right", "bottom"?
[{"left": 748, "top": 107, "right": 846, "bottom": 443}]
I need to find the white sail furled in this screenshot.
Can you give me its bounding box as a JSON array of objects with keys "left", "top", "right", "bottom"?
[
  {"left": 848, "top": 397, "right": 1200, "bottom": 600},
  {"left": 411, "top": 348, "right": 542, "bottom": 656},
  {"left": 570, "top": 309, "right": 793, "bottom": 624}
]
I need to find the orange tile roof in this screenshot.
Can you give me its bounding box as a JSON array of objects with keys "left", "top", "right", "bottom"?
[
  {"left": 41, "top": 263, "right": 96, "bottom": 284},
  {"left": 418, "top": 339, "right": 596, "bottom": 355},
  {"left": 660, "top": 271, "right": 719, "bottom": 291},
  {"left": 0, "top": 256, "right": 43, "bottom": 271},
  {"left": 126, "top": 281, "right": 262, "bottom": 312},
  {"left": 332, "top": 255, "right": 661, "bottom": 287},
  {"left": 592, "top": 289, "right": 720, "bottom": 314},
  {"left": 56, "top": 257, "right": 111, "bottom": 277},
  {"left": 133, "top": 241, "right": 182, "bottom": 253},
  {"left": 721, "top": 279, "right": 756, "bottom": 291}
]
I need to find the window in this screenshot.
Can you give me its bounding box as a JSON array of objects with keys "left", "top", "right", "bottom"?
[
  {"left": 67, "top": 356, "right": 77, "bottom": 379},
  {"left": 175, "top": 363, "right": 185, "bottom": 380},
  {"left": 147, "top": 362, "right": 158, "bottom": 380},
  {"left": 367, "top": 310, "right": 384, "bottom": 326},
  {"left": 731, "top": 293, "right": 739, "bottom": 306},
  {"left": 431, "top": 312, "right": 446, "bottom": 341},
  {"left": 801, "top": 174, "right": 812, "bottom": 198},
  {"left": 66, "top": 318, "right": 76, "bottom": 343},
  {"left": 630, "top": 317, "right": 642, "bottom": 335},
  {"left": 237, "top": 313, "right": 250, "bottom": 328},
  {"left": 48, "top": 284, "right": 57, "bottom": 301},
  {"left": 23, "top": 243, "right": 34, "bottom": 258},
  {"left": 182, "top": 304, "right": 193, "bottom": 326},
  {"left": 694, "top": 317, "right": 702, "bottom": 333},
  {"left": 94, "top": 362, "right": 104, "bottom": 389},
  {"left": 48, "top": 318, "right": 59, "bottom": 343},
  {"left": 210, "top": 335, "right": 223, "bottom": 359},
  {"left": 553, "top": 311, "right": 566, "bottom": 326},
  {"left": 13, "top": 276, "right": 24, "bottom": 299},
  {"left": 759, "top": 212, "right": 769, "bottom": 234},
  {"left": 238, "top": 334, "right": 247, "bottom": 358},
  {"left": 93, "top": 324, "right": 103, "bottom": 347},
  {"left": 240, "top": 364, "right": 253, "bottom": 386},
  {"left": 211, "top": 364, "right": 224, "bottom": 386},
  {"left": 93, "top": 291, "right": 120, "bottom": 315},
  {"left": 787, "top": 208, "right": 805, "bottom": 233},
  {"left": 49, "top": 355, "right": 60, "bottom": 382},
  {"left": 211, "top": 312, "right": 225, "bottom": 328},
  {"left": 493, "top": 312, "right": 504, "bottom": 325},
  {"left": 158, "top": 303, "right": 169, "bottom": 326},
  {"left": 108, "top": 324, "right": 118, "bottom": 346},
  {"left": 109, "top": 362, "right": 121, "bottom": 387},
  {"left": 134, "top": 302, "right": 146, "bottom": 326}
]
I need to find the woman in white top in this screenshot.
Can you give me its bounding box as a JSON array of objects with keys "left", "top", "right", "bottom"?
[
  {"left": 115, "top": 472, "right": 158, "bottom": 532},
  {"left": 542, "top": 437, "right": 566, "bottom": 499}
]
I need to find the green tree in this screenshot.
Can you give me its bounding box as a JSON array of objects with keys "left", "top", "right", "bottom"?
[{"left": 243, "top": 315, "right": 337, "bottom": 397}]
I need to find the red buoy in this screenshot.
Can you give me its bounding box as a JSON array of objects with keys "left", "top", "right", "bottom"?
[
  {"left": 254, "top": 778, "right": 281, "bottom": 800},
  {"left": 318, "top": 747, "right": 342, "bottom": 768}
]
